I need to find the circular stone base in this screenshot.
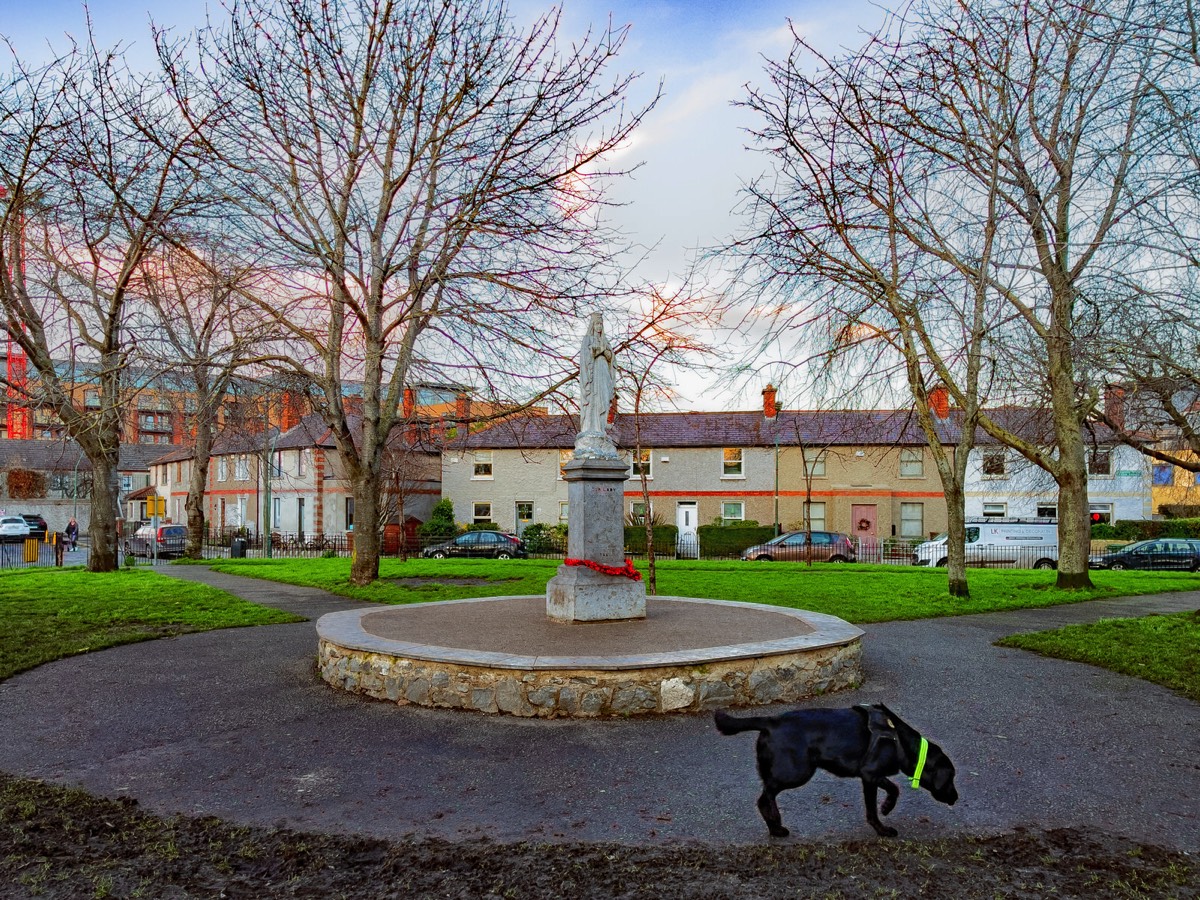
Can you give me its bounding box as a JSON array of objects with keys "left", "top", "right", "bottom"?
[{"left": 317, "top": 595, "right": 863, "bottom": 718}]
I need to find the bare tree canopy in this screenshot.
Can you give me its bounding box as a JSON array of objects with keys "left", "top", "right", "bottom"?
[
  {"left": 733, "top": 0, "right": 1200, "bottom": 588},
  {"left": 1, "top": 37, "right": 208, "bottom": 570},
  {"left": 159, "top": 0, "right": 656, "bottom": 583}
]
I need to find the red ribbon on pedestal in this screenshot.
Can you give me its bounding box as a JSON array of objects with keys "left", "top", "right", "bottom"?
[{"left": 563, "top": 557, "right": 643, "bottom": 581}]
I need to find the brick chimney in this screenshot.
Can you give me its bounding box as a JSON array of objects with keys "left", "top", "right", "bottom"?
[
  {"left": 455, "top": 391, "right": 471, "bottom": 424},
  {"left": 762, "top": 384, "right": 778, "bottom": 419},
  {"left": 1104, "top": 385, "right": 1125, "bottom": 430},
  {"left": 929, "top": 384, "right": 950, "bottom": 420},
  {"left": 402, "top": 388, "right": 415, "bottom": 418}
]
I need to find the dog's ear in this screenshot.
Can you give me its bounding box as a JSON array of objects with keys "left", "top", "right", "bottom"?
[{"left": 857, "top": 704, "right": 897, "bottom": 739}]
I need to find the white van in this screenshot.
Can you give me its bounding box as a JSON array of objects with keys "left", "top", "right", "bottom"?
[{"left": 913, "top": 521, "right": 1059, "bottom": 569}]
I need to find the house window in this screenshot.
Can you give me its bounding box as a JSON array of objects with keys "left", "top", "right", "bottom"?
[
  {"left": 631, "top": 448, "right": 652, "bottom": 479},
  {"left": 803, "top": 501, "right": 826, "bottom": 531},
  {"left": 473, "top": 502, "right": 492, "bottom": 524},
  {"left": 899, "top": 448, "right": 924, "bottom": 478},
  {"left": 272, "top": 452, "right": 283, "bottom": 477},
  {"left": 1089, "top": 504, "right": 1113, "bottom": 524},
  {"left": 981, "top": 450, "right": 1006, "bottom": 477},
  {"left": 345, "top": 497, "right": 354, "bottom": 530},
  {"left": 121, "top": 475, "right": 133, "bottom": 492},
  {"left": 297, "top": 497, "right": 305, "bottom": 532},
  {"left": 722, "top": 448, "right": 744, "bottom": 478},
  {"left": 559, "top": 449, "right": 572, "bottom": 479},
  {"left": 558, "top": 501, "right": 569, "bottom": 524},
  {"left": 84, "top": 389, "right": 99, "bottom": 407},
  {"left": 899, "top": 502, "right": 924, "bottom": 539},
  {"left": 235, "top": 456, "right": 249, "bottom": 481},
  {"left": 272, "top": 497, "right": 281, "bottom": 529},
  {"left": 1088, "top": 448, "right": 1112, "bottom": 476},
  {"left": 175, "top": 462, "right": 182, "bottom": 481},
  {"left": 721, "top": 501, "right": 744, "bottom": 525},
  {"left": 1036, "top": 503, "right": 1058, "bottom": 518},
  {"left": 804, "top": 453, "right": 826, "bottom": 478},
  {"left": 630, "top": 501, "right": 651, "bottom": 525},
  {"left": 1152, "top": 464, "right": 1174, "bottom": 486},
  {"left": 297, "top": 450, "right": 307, "bottom": 476},
  {"left": 982, "top": 503, "right": 1006, "bottom": 517},
  {"left": 473, "top": 450, "right": 493, "bottom": 479},
  {"left": 218, "top": 458, "right": 228, "bottom": 481}
]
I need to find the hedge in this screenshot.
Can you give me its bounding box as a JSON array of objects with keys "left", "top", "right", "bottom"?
[
  {"left": 624, "top": 525, "right": 678, "bottom": 557},
  {"left": 1093, "top": 518, "right": 1200, "bottom": 541},
  {"left": 697, "top": 524, "right": 777, "bottom": 558}
]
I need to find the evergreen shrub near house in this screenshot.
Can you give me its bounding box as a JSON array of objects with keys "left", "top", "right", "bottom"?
[
  {"left": 465, "top": 522, "right": 501, "bottom": 532},
  {"left": 1095, "top": 518, "right": 1200, "bottom": 542},
  {"left": 623, "top": 524, "right": 678, "bottom": 557},
  {"left": 521, "top": 523, "right": 567, "bottom": 553},
  {"left": 417, "top": 499, "right": 459, "bottom": 542},
  {"left": 697, "top": 524, "right": 777, "bottom": 559}
]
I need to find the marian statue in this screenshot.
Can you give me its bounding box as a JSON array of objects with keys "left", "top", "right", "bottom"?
[{"left": 575, "top": 313, "right": 619, "bottom": 459}]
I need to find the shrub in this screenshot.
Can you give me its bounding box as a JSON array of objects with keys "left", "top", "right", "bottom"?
[
  {"left": 521, "top": 523, "right": 567, "bottom": 553},
  {"left": 624, "top": 524, "right": 678, "bottom": 556},
  {"left": 417, "top": 499, "right": 459, "bottom": 540},
  {"left": 6, "top": 468, "right": 47, "bottom": 499},
  {"left": 697, "top": 524, "right": 776, "bottom": 558},
  {"left": 465, "top": 522, "right": 501, "bottom": 532}
]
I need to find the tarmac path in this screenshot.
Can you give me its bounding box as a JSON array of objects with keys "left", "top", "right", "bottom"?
[{"left": 0, "top": 566, "right": 1196, "bottom": 850}]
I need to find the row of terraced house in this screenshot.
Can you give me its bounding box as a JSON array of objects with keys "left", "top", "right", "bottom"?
[{"left": 2, "top": 385, "right": 1194, "bottom": 545}]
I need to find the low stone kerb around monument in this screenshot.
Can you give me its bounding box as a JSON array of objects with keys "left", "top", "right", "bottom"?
[{"left": 316, "top": 596, "right": 864, "bottom": 717}]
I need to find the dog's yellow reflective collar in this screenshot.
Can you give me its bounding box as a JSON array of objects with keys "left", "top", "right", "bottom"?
[{"left": 910, "top": 737, "right": 929, "bottom": 789}]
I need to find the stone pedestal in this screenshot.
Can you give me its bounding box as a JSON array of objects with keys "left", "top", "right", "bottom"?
[{"left": 546, "top": 457, "right": 646, "bottom": 623}]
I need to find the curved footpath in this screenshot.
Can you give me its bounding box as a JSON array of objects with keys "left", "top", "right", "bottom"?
[{"left": 0, "top": 567, "right": 1196, "bottom": 850}]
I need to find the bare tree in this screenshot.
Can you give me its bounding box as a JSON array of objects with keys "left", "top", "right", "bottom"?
[
  {"left": 161, "top": 0, "right": 655, "bottom": 584},
  {"left": 0, "top": 38, "right": 206, "bottom": 571},
  {"left": 737, "top": 0, "right": 1190, "bottom": 588}
]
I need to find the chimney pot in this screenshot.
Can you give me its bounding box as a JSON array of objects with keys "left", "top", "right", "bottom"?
[
  {"left": 929, "top": 385, "right": 950, "bottom": 420},
  {"left": 762, "top": 384, "right": 778, "bottom": 419}
]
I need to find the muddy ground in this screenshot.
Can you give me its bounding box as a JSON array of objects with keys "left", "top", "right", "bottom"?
[{"left": 2, "top": 774, "right": 1197, "bottom": 899}]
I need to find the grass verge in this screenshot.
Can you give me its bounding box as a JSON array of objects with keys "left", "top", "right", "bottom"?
[
  {"left": 997, "top": 610, "right": 1200, "bottom": 703},
  {"left": 0, "top": 567, "right": 303, "bottom": 682},
  {"left": 204, "top": 556, "right": 1200, "bottom": 624}
]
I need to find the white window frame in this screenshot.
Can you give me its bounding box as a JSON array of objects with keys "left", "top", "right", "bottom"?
[
  {"left": 899, "top": 502, "right": 924, "bottom": 539},
  {"left": 803, "top": 452, "right": 826, "bottom": 478},
  {"left": 473, "top": 501, "right": 493, "bottom": 524},
  {"left": 297, "top": 450, "right": 307, "bottom": 477},
  {"left": 981, "top": 450, "right": 1006, "bottom": 478},
  {"left": 721, "top": 501, "right": 745, "bottom": 524},
  {"left": 629, "top": 500, "right": 652, "bottom": 525},
  {"left": 558, "top": 501, "right": 569, "bottom": 524},
  {"left": 472, "top": 450, "right": 494, "bottom": 480},
  {"left": 235, "top": 455, "right": 249, "bottom": 481},
  {"left": 899, "top": 448, "right": 924, "bottom": 478},
  {"left": 1088, "top": 448, "right": 1112, "bottom": 477},
  {"left": 722, "top": 448, "right": 744, "bottom": 479},
  {"left": 630, "top": 448, "right": 652, "bottom": 479},
  {"left": 559, "top": 449, "right": 572, "bottom": 480},
  {"left": 218, "top": 457, "right": 228, "bottom": 482},
  {"left": 272, "top": 497, "right": 281, "bottom": 529},
  {"left": 1036, "top": 503, "right": 1058, "bottom": 518},
  {"left": 982, "top": 502, "right": 1007, "bottom": 518},
  {"left": 803, "top": 501, "right": 826, "bottom": 531}
]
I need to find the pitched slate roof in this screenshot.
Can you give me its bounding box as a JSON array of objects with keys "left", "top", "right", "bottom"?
[
  {"left": 453, "top": 408, "right": 959, "bottom": 451},
  {"left": 0, "top": 439, "right": 168, "bottom": 473}
]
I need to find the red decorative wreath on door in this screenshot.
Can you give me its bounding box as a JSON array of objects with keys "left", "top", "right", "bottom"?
[{"left": 857, "top": 518, "right": 872, "bottom": 531}]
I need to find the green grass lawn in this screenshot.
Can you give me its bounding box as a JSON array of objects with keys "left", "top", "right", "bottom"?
[
  {"left": 204, "top": 556, "right": 1200, "bottom": 624},
  {"left": 997, "top": 611, "right": 1200, "bottom": 703},
  {"left": 0, "top": 567, "right": 303, "bottom": 681}
]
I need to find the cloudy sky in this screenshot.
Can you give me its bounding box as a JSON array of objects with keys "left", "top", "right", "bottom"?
[{"left": 5, "top": 0, "right": 893, "bottom": 408}]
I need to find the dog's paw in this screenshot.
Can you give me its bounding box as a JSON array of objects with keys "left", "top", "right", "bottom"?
[
  {"left": 768, "top": 825, "right": 791, "bottom": 838},
  {"left": 873, "top": 825, "right": 898, "bottom": 838}
]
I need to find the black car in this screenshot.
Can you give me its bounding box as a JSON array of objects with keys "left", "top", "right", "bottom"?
[
  {"left": 1090, "top": 538, "right": 1200, "bottom": 571},
  {"left": 20, "top": 514, "right": 48, "bottom": 540},
  {"left": 422, "top": 531, "right": 527, "bottom": 559}
]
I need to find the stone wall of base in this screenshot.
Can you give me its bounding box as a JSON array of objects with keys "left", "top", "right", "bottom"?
[{"left": 317, "top": 639, "right": 863, "bottom": 718}]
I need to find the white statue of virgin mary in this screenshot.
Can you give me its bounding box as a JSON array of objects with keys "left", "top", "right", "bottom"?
[{"left": 575, "top": 313, "right": 618, "bottom": 459}]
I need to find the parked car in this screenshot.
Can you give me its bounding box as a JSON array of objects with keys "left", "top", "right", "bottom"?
[
  {"left": 20, "top": 514, "right": 48, "bottom": 540},
  {"left": 422, "top": 531, "right": 527, "bottom": 559},
  {"left": 0, "top": 515, "right": 31, "bottom": 543},
  {"left": 1089, "top": 538, "right": 1200, "bottom": 571},
  {"left": 740, "top": 531, "right": 857, "bottom": 563},
  {"left": 124, "top": 524, "right": 188, "bottom": 558},
  {"left": 913, "top": 521, "right": 1058, "bottom": 569}
]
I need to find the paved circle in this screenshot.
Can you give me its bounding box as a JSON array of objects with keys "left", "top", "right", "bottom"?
[{"left": 0, "top": 567, "right": 1196, "bottom": 850}]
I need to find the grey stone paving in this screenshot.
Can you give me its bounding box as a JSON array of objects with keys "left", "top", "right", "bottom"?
[{"left": 0, "top": 567, "right": 1196, "bottom": 849}]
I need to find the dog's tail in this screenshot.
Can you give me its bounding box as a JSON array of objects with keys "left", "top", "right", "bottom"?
[{"left": 713, "top": 709, "right": 774, "bottom": 736}]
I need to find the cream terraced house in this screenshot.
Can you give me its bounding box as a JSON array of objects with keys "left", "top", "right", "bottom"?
[{"left": 441, "top": 388, "right": 955, "bottom": 546}]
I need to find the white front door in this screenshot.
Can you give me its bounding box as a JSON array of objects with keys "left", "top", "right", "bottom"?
[{"left": 676, "top": 502, "right": 698, "bottom": 558}]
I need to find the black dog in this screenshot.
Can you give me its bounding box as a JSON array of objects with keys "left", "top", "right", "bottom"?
[{"left": 714, "top": 704, "right": 958, "bottom": 837}]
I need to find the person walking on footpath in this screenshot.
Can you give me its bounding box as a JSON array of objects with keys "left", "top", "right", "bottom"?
[{"left": 65, "top": 517, "right": 78, "bottom": 551}]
